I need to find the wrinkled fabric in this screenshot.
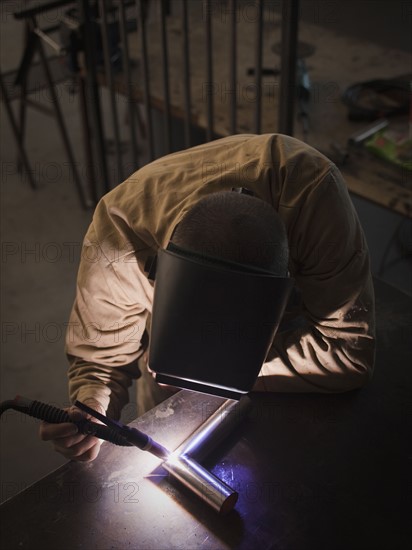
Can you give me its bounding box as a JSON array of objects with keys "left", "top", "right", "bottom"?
[{"left": 66, "top": 134, "right": 375, "bottom": 415}]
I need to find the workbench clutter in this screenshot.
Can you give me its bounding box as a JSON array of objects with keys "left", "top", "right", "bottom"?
[
  {"left": 341, "top": 78, "right": 412, "bottom": 171},
  {"left": 3, "top": 0, "right": 411, "bottom": 216},
  {"left": 365, "top": 128, "right": 412, "bottom": 172}
]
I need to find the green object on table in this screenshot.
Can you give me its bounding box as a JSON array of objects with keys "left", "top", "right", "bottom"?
[{"left": 365, "top": 131, "right": 412, "bottom": 171}]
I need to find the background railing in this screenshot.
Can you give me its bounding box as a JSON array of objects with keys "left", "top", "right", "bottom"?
[{"left": 2, "top": 0, "right": 299, "bottom": 205}]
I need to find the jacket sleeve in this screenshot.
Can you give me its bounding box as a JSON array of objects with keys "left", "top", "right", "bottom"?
[
  {"left": 65, "top": 212, "right": 154, "bottom": 418},
  {"left": 254, "top": 166, "right": 375, "bottom": 393}
]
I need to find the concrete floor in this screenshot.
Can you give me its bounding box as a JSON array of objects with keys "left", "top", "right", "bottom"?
[{"left": 1, "top": 1, "right": 411, "bottom": 505}]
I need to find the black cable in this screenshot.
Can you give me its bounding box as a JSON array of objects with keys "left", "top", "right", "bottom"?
[
  {"left": 0, "top": 400, "right": 16, "bottom": 416},
  {"left": 0, "top": 397, "right": 131, "bottom": 447}
]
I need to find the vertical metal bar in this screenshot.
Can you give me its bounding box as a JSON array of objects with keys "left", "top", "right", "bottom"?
[
  {"left": 136, "top": 0, "right": 154, "bottom": 160},
  {"left": 278, "top": 0, "right": 299, "bottom": 135},
  {"left": 99, "top": 0, "right": 123, "bottom": 181},
  {"left": 78, "top": 74, "right": 98, "bottom": 204},
  {"left": 32, "top": 16, "right": 90, "bottom": 208},
  {"left": 160, "top": 0, "right": 172, "bottom": 153},
  {"left": 18, "top": 73, "right": 28, "bottom": 173},
  {"left": 80, "top": 0, "right": 109, "bottom": 196},
  {"left": 17, "top": 21, "right": 30, "bottom": 174},
  {"left": 229, "top": 0, "right": 237, "bottom": 135},
  {"left": 0, "top": 71, "right": 37, "bottom": 189},
  {"left": 181, "top": 0, "right": 192, "bottom": 148},
  {"left": 204, "top": 0, "right": 213, "bottom": 141},
  {"left": 118, "top": 0, "right": 139, "bottom": 169},
  {"left": 254, "top": 0, "right": 263, "bottom": 134}
]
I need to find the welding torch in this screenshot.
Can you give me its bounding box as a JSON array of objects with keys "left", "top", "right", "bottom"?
[
  {"left": 1, "top": 395, "right": 252, "bottom": 514},
  {"left": 0, "top": 396, "right": 169, "bottom": 460}
]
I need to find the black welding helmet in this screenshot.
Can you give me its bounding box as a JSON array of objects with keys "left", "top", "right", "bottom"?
[{"left": 148, "top": 242, "right": 294, "bottom": 400}]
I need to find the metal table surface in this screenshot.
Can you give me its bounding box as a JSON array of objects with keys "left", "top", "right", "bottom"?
[{"left": 0, "top": 278, "right": 411, "bottom": 550}]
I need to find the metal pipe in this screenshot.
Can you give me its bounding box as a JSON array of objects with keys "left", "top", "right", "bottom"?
[
  {"left": 278, "top": 0, "right": 299, "bottom": 135},
  {"left": 181, "top": 0, "right": 192, "bottom": 147},
  {"left": 33, "top": 27, "right": 65, "bottom": 54},
  {"left": 348, "top": 119, "right": 389, "bottom": 146},
  {"left": 118, "top": 0, "right": 139, "bottom": 169},
  {"left": 160, "top": 0, "right": 172, "bottom": 153},
  {"left": 176, "top": 396, "right": 252, "bottom": 461},
  {"left": 163, "top": 396, "right": 252, "bottom": 514},
  {"left": 254, "top": 0, "right": 263, "bottom": 134},
  {"left": 163, "top": 454, "right": 238, "bottom": 515},
  {"left": 229, "top": 0, "right": 237, "bottom": 134},
  {"left": 99, "top": 0, "right": 123, "bottom": 181}
]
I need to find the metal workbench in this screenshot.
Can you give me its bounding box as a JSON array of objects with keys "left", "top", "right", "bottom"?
[{"left": 0, "top": 278, "right": 410, "bottom": 549}]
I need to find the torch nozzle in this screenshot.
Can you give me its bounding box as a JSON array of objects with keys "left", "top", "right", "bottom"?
[{"left": 145, "top": 438, "right": 170, "bottom": 460}]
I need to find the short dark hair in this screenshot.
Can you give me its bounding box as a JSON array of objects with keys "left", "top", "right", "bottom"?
[{"left": 171, "top": 192, "right": 288, "bottom": 275}]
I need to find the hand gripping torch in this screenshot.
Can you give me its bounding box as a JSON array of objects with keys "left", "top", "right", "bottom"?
[{"left": 0, "top": 395, "right": 169, "bottom": 460}]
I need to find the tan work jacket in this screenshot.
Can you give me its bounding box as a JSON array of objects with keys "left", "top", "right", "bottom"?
[{"left": 66, "top": 134, "right": 375, "bottom": 415}]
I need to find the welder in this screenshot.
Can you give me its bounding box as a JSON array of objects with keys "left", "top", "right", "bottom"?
[{"left": 39, "top": 134, "right": 375, "bottom": 461}]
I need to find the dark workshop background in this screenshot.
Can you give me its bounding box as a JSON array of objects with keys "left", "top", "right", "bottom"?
[{"left": 1, "top": 0, "right": 411, "bottom": 504}]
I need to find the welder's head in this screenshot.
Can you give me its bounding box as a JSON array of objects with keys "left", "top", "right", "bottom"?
[
  {"left": 148, "top": 191, "right": 294, "bottom": 400},
  {"left": 171, "top": 191, "right": 289, "bottom": 276}
]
